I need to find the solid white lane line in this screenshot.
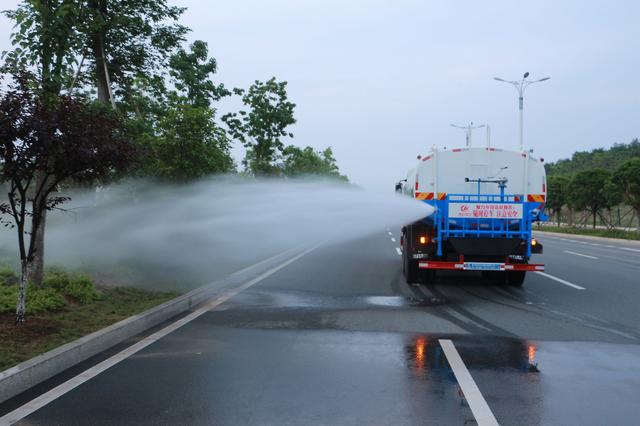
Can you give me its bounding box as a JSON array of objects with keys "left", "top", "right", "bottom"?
[
  {"left": 390, "top": 237, "right": 396, "bottom": 242},
  {"left": 0, "top": 245, "right": 319, "bottom": 426},
  {"left": 563, "top": 250, "right": 599, "bottom": 260},
  {"left": 535, "top": 271, "right": 586, "bottom": 290},
  {"left": 395, "top": 247, "right": 402, "bottom": 256},
  {"left": 439, "top": 340, "right": 499, "bottom": 426}
]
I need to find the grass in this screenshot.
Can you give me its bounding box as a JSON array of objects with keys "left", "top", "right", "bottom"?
[
  {"left": 536, "top": 224, "right": 640, "bottom": 241},
  {"left": 0, "top": 286, "right": 179, "bottom": 372}
]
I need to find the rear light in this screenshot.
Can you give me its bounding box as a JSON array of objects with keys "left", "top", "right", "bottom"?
[
  {"left": 531, "top": 238, "right": 537, "bottom": 246},
  {"left": 419, "top": 236, "right": 428, "bottom": 244}
]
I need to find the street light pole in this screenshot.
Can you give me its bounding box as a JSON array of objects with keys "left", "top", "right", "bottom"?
[
  {"left": 494, "top": 73, "right": 550, "bottom": 151},
  {"left": 450, "top": 122, "right": 486, "bottom": 148}
]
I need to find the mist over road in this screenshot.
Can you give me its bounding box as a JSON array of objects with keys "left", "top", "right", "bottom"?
[{"left": 2, "top": 230, "right": 640, "bottom": 425}]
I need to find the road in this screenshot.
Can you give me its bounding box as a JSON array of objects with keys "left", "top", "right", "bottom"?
[{"left": 2, "top": 230, "right": 640, "bottom": 425}]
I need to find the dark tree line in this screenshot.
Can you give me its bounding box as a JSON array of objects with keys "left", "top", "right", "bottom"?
[{"left": 545, "top": 144, "right": 640, "bottom": 230}]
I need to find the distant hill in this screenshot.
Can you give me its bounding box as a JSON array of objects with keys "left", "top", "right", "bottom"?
[{"left": 545, "top": 139, "right": 640, "bottom": 176}]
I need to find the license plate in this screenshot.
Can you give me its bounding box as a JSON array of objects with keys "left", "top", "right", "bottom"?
[{"left": 463, "top": 262, "right": 504, "bottom": 271}]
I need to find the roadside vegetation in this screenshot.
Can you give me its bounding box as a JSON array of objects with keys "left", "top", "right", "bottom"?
[
  {"left": 535, "top": 224, "right": 640, "bottom": 241},
  {"left": 545, "top": 140, "right": 640, "bottom": 233},
  {"left": 0, "top": 0, "right": 348, "bottom": 326},
  {"left": 0, "top": 264, "right": 178, "bottom": 371}
]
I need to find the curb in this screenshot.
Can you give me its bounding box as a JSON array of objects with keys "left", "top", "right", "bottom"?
[
  {"left": 0, "top": 248, "right": 298, "bottom": 405},
  {"left": 534, "top": 230, "right": 640, "bottom": 247}
]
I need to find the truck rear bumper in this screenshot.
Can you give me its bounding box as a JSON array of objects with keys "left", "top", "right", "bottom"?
[{"left": 418, "top": 261, "right": 544, "bottom": 272}]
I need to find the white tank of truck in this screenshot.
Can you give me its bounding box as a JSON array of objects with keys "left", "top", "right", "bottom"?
[
  {"left": 398, "top": 145, "right": 548, "bottom": 288},
  {"left": 403, "top": 146, "right": 547, "bottom": 202}
]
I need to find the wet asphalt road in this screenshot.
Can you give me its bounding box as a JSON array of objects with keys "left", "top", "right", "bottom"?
[{"left": 2, "top": 230, "right": 640, "bottom": 425}]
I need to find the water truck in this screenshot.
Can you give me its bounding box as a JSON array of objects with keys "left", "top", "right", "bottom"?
[{"left": 398, "top": 146, "right": 547, "bottom": 286}]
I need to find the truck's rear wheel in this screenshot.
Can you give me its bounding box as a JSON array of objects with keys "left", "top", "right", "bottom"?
[
  {"left": 421, "top": 269, "right": 436, "bottom": 285},
  {"left": 482, "top": 271, "right": 505, "bottom": 285},
  {"left": 403, "top": 253, "right": 420, "bottom": 285},
  {"left": 507, "top": 271, "right": 526, "bottom": 287}
]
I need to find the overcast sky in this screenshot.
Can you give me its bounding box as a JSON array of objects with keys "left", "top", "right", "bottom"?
[{"left": 1, "top": 1, "right": 638, "bottom": 189}]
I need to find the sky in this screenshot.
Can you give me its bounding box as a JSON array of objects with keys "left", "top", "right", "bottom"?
[{"left": 1, "top": 0, "right": 638, "bottom": 190}]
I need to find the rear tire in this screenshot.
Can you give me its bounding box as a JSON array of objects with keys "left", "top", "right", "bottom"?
[
  {"left": 482, "top": 271, "right": 505, "bottom": 285},
  {"left": 507, "top": 271, "right": 526, "bottom": 287},
  {"left": 421, "top": 268, "right": 436, "bottom": 285},
  {"left": 402, "top": 244, "right": 420, "bottom": 285}
]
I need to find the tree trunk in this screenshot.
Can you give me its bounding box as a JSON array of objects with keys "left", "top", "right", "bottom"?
[
  {"left": 15, "top": 260, "right": 30, "bottom": 325},
  {"left": 593, "top": 211, "right": 597, "bottom": 229},
  {"left": 636, "top": 206, "right": 640, "bottom": 232},
  {"left": 27, "top": 172, "right": 49, "bottom": 287},
  {"left": 28, "top": 209, "right": 46, "bottom": 286},
  {"left": 89, "top": 0, "right": 110, "bottom": 104},
  {"left": 567, "top": 208, "right": 574, "bottom": 226}
]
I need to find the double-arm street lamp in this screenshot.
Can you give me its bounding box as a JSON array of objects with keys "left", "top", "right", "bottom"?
[
  {"left": 493, "top": 72, "right": 550, "bottom": 151},
  {"left": 450, "top": 122, "right": 486, "bottom": 147}
]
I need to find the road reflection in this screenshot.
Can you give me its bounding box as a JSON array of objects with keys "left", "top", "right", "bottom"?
[
  {"left": 403, "top": 336, "right": 543, "bottom": 422},
  {"left": 405, "top": 337, "right": 541, "bottom": 374}
]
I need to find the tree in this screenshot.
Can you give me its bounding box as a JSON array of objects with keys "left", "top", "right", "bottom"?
[
  {"left": 142, "top": 103, "right": 234, "bottom": 181},
  {"left": 3, "top": 0, "right": 83, "bottom": 103},
  {"left": 4, "top": 1, "right": 190, "bottom": 283},
  {"left": 567, "top": 169, "right": 611, "bottom": 228},
  {"left": 546, "top": 175, "right": 569, "bottom": 226},
  {"left": 0, "top": 70, "right": 136, "bottom": 324},
  {"left": 612, "top": 158, "right": 640, "bottom": 231},
  {"left": 4, "top": 1, "right": 87, "bottom": 286},
  {"left": 545, "top": 139, "right": 640, "bottom": 176},
  {"left": 135, "top": 41, "right": 234, "bottom": 180},
  {"left": 223, "top": 78, "right": 296, "bottom": 176},
  {"left": 168, "top": 40, "right": 229, "bottom": 108},
  {"left": 281, "top": 146, "right": 347, "bottom": 180},
  {"left": 82, "top": 0, "right": 188, "bottom": 106}
]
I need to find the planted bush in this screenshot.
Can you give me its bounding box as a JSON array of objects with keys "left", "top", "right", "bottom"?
[
  {"left": 0, "top": 285, "right": 65, "bottom": 314},
  {"left": 43, "top": 269, "right": 101, "bottom": 303},
  {"left": 0, "top": 266, "right": 19, "bottom": 286}
]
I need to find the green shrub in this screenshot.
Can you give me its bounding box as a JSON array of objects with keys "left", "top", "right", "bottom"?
[
  {"left": 0, "top": 266, "right": 19, "bottom": 287},
  {"left": 0, "top": 286, "right": 16, "bottom": 313},
  {"left": 27, "top": 287, "right": 66, "bottom": 313},
  {"left": 0, "top": 285, "right": 65, "bottom": 314},
  {"left": 65, "top": 274, "right": 101, "bottom": 303},
  {"left": 43, "top": 270, "right": 70, "bottom": 291},
  {"left": 43, "top": 270, "right": 100, "bottom": 304}
]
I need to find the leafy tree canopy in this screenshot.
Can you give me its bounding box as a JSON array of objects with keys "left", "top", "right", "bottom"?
[
  {"left": 281, "top": 146, "right": 347, "bottom": 181},
  {"left": 612, "top": 157, "right": 640, "bottom": 218},
  {"left": 223, "top": 78, "right": 296, "bottom": 176},
  {"left": 545, "top": 139, "right": 640, "bottom": 177},
  {"left": 0, "top": 68, "right": 136, "bottom": 323}
]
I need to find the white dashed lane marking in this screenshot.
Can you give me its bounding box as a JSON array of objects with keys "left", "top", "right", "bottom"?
[
  {"left": 563, "top": 250, "right": 599, "bottom": 260},
  {"left": 535, "top": 271, "right": 586, "bottom": 290}
]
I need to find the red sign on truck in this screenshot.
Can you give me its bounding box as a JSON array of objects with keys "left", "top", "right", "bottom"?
[{"left": 449, "top": 203, "right": 523, "bottom": 219}]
